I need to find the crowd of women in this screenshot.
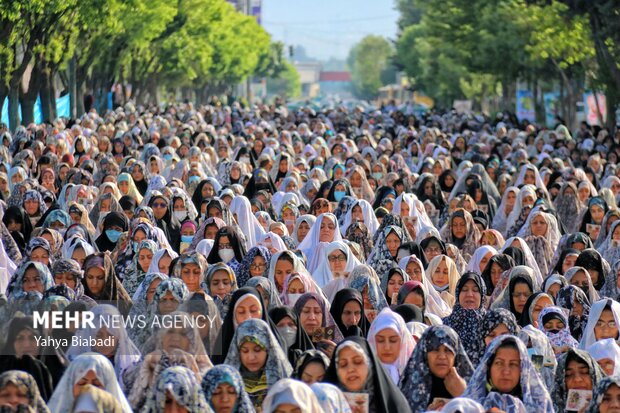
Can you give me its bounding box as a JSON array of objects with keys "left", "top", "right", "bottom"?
[{"left": 0, "top": 101, "right": 619, "bottom": 412}]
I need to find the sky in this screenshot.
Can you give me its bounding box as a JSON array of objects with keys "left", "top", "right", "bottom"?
[{"left": 261, "top": 0, "right": 399, "bottom": 62}]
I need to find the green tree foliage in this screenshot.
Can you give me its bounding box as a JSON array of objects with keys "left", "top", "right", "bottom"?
[
  {"left": 266, "top": 61, "right": 301, "bottom": 99},
  {"left": 347, "top": 35, "right": 395, "bottom": 100}
]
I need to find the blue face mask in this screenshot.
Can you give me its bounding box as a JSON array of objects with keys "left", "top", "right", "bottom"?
[
  {"left": 132, "top": 241, "right": 140, "bottom": 253},
  {"left": 181, "top": 235, "right": 193, "bottom": 244},
  {"left": 188, "top": 176, "right": 200, "bottom": 185},
  {"left": 334, "top": 191, "right": 346, "bottom": 202},
  {"left": 105, "top": 229, "right": 122, "bottom": 243},
  {"left": 163, "top": 154, "right": 173, "bottom": 161},
  {"left": 372, "top": 172, "right": 383, "bottom": 180}
]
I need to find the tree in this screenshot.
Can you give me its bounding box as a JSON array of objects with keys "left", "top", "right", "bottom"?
[
  {"left": 266, "top": 61, "right": 301, "bottom": 99},
  {"left": 347, "top": 35, "right": 395, "bottom": 100}
]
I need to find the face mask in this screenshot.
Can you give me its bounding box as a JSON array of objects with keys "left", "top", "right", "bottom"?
[
  {"left": 288, "top": 293, "right": 303, "bottom": 306},
  {"left": 132, "top": 241, "right": 140, "bottom": 253},
  {"left": 163, "top": 154, "right": 173, "bottom": 161},
  {"left": 188, "top": 176, "right": 200, "bottom": 185},
  {"left": 218, "top": 248, "right": 235, "bottom": 263},
  {"left": 372, "top": 172, "right": 383, "bottom": 180},
  {"left": 173, "top": 211, "right": 187, "bottom": 222},
  {"left": 284, "top": 219, "right": 295, "bottom": 227},
  {"left": 432, "top": 282, "right": 449, "bottom": 293},
  {"left": 334, "top": 191, "right": 346, "bottom": 202},
  {"left": 240, "top": 156, "right": 251, "bottom": 164},
  {"left": 106, "top": 229, "right": 122, "bottom": 243},
  {"left": 181, "top": 235, "right": 193, "bottom": 244},
  {"left": 277, "top": 326, "right": 297, "bottom": 348}
]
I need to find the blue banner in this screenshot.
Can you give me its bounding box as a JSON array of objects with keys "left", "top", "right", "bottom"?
[
  {"left": 543, "top": 92, "right": 560, "bottom": 127},
  {"left": 2, "top": 94, "right": 70, "bottom": 127},
  {"left": 516, "top": 90, "right": 536, "bottom": 122}
]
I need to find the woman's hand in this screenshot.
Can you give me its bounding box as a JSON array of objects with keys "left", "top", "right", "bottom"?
[{"left": 444, "top": 367, "right": 467, "bottom": 397}]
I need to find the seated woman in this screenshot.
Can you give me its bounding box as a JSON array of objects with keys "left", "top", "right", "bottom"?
[
  {"left": 556, "top": 285, "right": 591, "bottom": 342},
  {"left": 519, "top": 292, "right": 554, "bottom": 328},
  {"left": 0, "top": 370, "right": 49, "bottom": 412},
  {"left": 586, "top": 376, "right": 620, "bottom": 413},
  {"left": 47, "top": 353, "right": 132, "bottom": 412},
  {"left": 262, "top": 378, "right": 323, "bottom": 413},
  {"left": 537, "top": 306, "right": 579, "bottom": 354},
  {"left": 121, "top": 239, "right": 157, "bottom": 296},
  {"left": 205, "top": 262, "right": 238, "bottom": 319},
  {"left": 491, "top": 266, "right": 537, "bottom": 321},
  {"left": 368, "top": 308, "right": 415, "bottom": 385},
  {"left": 292, "top": 350, "right": 330, "bottom": 386},
  {"left": 330, "top": 288, "right": 369, "bottom": 338},
  {"left": 314, "top": 240, "right": 361, "bottom": 289},
  {"left": 553, "top": 348, "right": 606, "bottom": 412},
  {"left": 267, "top": 250, "right": 307, "bottom": 294},
  {"left": 347, "top": 265, "right": 389, "bottom": 323},
  {"left": 201, "top": 364, "right": 255, "bottom": 413},
  {"left": 173, "top": 251, "right": 209, "bottom": 294},
  {"left": 396, "top": 281, "right": 445, "bottom": 324},
  {"left": 294, "top": 292, "right": 344, "bottom": 355},
  {"left": 517, "top": 324, "right": 557, "bottom": 393},
  {"left": 463, "top": 335, "right": 554, "bottom": 412},
  {"left": 206, "top": 226, "right": 247, "bottom": 274},
  {"left": 382, "top": 267, "right": 409, "bottom": 306},
  {"left": 579, "top": 298, "right": 620, "bottom": 349},
  {"left": 588, "top": 338, "right": 620, "bottom": 376},
  {"left": 7, "top": 261, "right": 54, "bottom": 301},
  {"left": 442, "top": 272, "right": 487, "bottom": 366},
  {"left": 224, "top": 318, "right": 293, "bottom": 411},
  {"left": 426, "top": 255, "right": 459, "bottom": 308},
  {"left": 236, "top": 245, "right": 272, "bottom": 288},
  {"left": 82, "top": 253, "right": 132, "bottom": 315},
  {"left": 279, "top": 272, "right": 325, "bottom": 307},
  {"left": 142, "top": 366, "right": 209, "bottom": 412},
  {"left": 564, "top": 266, "right": 600, "bottom": 305},
  {"left": 325, "top": 336, "right": 412, "bottom": 413},
  {"left": 297, "top": 213, "right": 343, "bottom": 273}
]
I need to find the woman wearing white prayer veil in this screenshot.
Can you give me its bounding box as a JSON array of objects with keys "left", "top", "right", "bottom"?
[
  {"left": 66, "top": 304, "right": 141, "bottom": 391},
  {"left": 392, "top": 193, "right": 433, "bottom": 239},
  {"left": 466, "top": 245, "right": 497, "bottom": 274},
  {"left": 0, "top": 237, "right": 16, "bottom": 293},
  {"left": 513, "top": 164, "right": 549, "bottom": 199},
  {"left": 314, "top": 240, "right": 361, "bottom": 290},
  {"left": 516, "top": 207, "right": 561, "bottom": 276},
  {"left": 297, "top": 213, "right": 342, "bottom": 273},
  {"left": 47, "top": 353, "right": 133, "bottom": 413},
  {"left": 146, "top": 247, "right": 178, "bottom": 275},
  {"left": 492, "top": 186, "right": 519, "bottom": 236},
  {"left": 293, "top": 214, "right": 316, "bottom": 245},
  {"left": 257, "top": 231, "right": 287, "bottom": 254},
  {"left": 504, "top": 184, "right": 537, "bottom": 238},
  {"left": 579, "top": 298, "right": 620, "bottom": 349},
  {"left": 398, "top": 255, "right": 452, "bottom": 318},
  {"left": 588, "top": 337, "right": 620, "bottom": 376},
  {"left": 340, "top": 199, "right": 379, "bottom": 236},
  {"left": 500, "top": 237, "right": 544, "bottom": 285},
  {"left": 440, "top": 398, "right": 485, "bottom": 413},
  {"left": 262, "top": 378, "right": 323, "bottom": 413},
  {"left": 229, "top": 195, "right": 265, "bottom": 250}
]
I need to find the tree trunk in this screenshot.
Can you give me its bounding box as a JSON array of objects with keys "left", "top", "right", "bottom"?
[
  {"left": 20, "top": 97, "right": 35, "bottom": 125},
  {"left": 40, "top": 69, "right": 55, "bottom": 122},
  {"left": 8, "top": 82, "right": 20, "bottom": 131},
  {"left": 69, "top": 56, "right": 77, "bottom": 118}
]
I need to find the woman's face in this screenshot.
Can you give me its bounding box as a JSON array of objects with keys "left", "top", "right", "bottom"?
[
  {"left": 211, "top": 383, "right": 238, "bottom": 413},
  {"left": 13, "top": 328, "right": 38, "bottom": 358},
  {"left": 484, "top": 323, "right": 510, "bottom": 346},
  {"left": 138, "top": 248, "right": 154, "bottom": 273},
  {"left": 427, "top": 344, "right": 455, "bottom": 379},
  {"left": 374, "top": 328, "right": 401, "bottom": 365},
  {"left": 146, "top": 278, "right": 162, "bottom": 304},
  {"left": 351, "top": 205, "right": 363, "bottom": 222},
  {"left": 506, "top": 191, "right": 517, "bottom": 206},
  {"left": 287, "top": 277, "right": 304, "bottom": 294},
  {"left": 459, "top": 279, "right": 481, "bottom": 310},
  {"left": 404, "top": 290, "right": 424, "bottom": 309},
  {"left": 490, "top": 263, "right": 504, "bottom": 288},
  {"left": 399, "top": 201, "right": 410, "bottom": 217},
  {"left": 336, "top": 346, "right": 369, "bottom": 392},
  {"left": 432, "top": 258, "right": 450, "bottom": 287},
  {"left": 479, "top": 252, "right": 493, "bottom": 273},
  {"left": 202, "top": 183, "right": 215, "bottom": 199},
  {"left": 341, "top": 300, "right": 362, "bottom": 328},
  {"left": 594, "top": 309, "right": 619, "bottom": 341},
  {"left": 181, "top": 263, "right": 202, "bottom": 292},
  {"left": 319, "top": 218, "right": 336, "bottom": 242},
  {"left": 451, "top": 217, "right": 466, "bottom": 239},
  {"left": 297, "top": 221, "right": 310, "bottom": 242},
  {"left": 205, "top": 224, "right": 219, "bottom": 240},
  {"left": 387, "top": 273, "right": 404, "bottom": 301},
  {"left": 23, "top": 198, "right": 39, "bottom": 216},
  {"left": 249, "top": 255, "right": 267, "bottom": 277},
  {"left": 328, "top": 249, "right": 347, "bottom": 274},
  {"left": 562, "top": 254, "right": 579, "bottom": 274},
  {"left": 158, "top": 291, "right": 180, "bottom": 315},
  {"left": 157, "top": 254, "right": 172, "bottom": 275},
  {"left": 579, "top": 186, "right": 590, "bottom": 202},
  {"left": 239, "top": 341, "right": 267, "bottom": 373},
  {"left": 274, "top": 258, "right": 294, "bottom": 291},
  {"left": 592, "top": 205, "right": 605, "bottom": 224},
  {"left": 22, "top": 266, "right": 44, "bottom": 293},
  {"left": 208, "top": 207, "right": 223, "bottom": 219},
  {"left": 511, "top": 282, "right": 532, "bottom": 314},
  {"left": 530, "top": 214, "right": 548, "bottom": 237},
  {"left": 489, "top": 346, "right": 521, "bottom": 394},
  {"left": 54, "top": 271, "right": 77, "bottom": 290},
  {"left": 405, "top": 262, "right": 423, "bottom": 282},
  {"left": 0, "top": 383, "right": 29, "bottom": 409},
  {"left": 565, "top": 359, "right": 593, "bottom": 391},
  {"left": 424, "top": 242, "right": 442, "bottom": 261},
  {"left": 234, "top": 296, "right": 262, "bottom": 326},
  {"left": 30, "top": 247, "right": 50, "bottom": 266},
  {"left": 210, "top": 270, "right": 232, "bottom": 299},
  {"left": 85, "top": 266, "right": 106, "bottom": 295},
  {"left": 385, "top": 232, "right": 401, "bottom": 256},
  {"left": 524, "top": 169, "right": 536, "bottom": 185},
  {"left": 73, "top": 370, "right": 104, "bottom": 398},
  {"left": 162, "top": 328, "right": 191, "bottom": 353},
  {"left": 299, "top": 298, "right": 323, "bottom": 335},
  {"left": 600, "top": 384, "right": 620, "bottom": 413},
  {"left": 570, "top": 270, "right": 589, "bottom": 291},
  {"left": 531, "top": 296, "right": 553, "bottom": 327},
  {"left": 300, "top": 361, "right": 326, "bottom": 386},
  {"left": 151, "top": 198, "right": 168, "bottom": 220}
]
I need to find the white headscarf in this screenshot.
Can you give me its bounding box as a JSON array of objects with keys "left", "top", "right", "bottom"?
[
  {"left": 258, "top": 231, "right": 288, "bottom": 254},
  {"left": 588, "top": 337, "right": 620, "bottom": 376},
  {"left": 492, "top": 186, "right": 519, "bottom": 235},
  {"left": 367, "top": 308, "right": 415, "bottom": 384},
  {"left": 229, "top": 195, "right": 265, "bottom": 250},
  {"left": 466, "top": 245, "right": 498, "bottom": 274},
  {"left": 579, "top": 299, "right": 620, "bottom": 349},
  {"left": 500, "top": 237, "right": 544, "bottom": 285},
  {"left": 516, "top": 207, "right": 561, "bottom": 251},
  {"left": 504, "top": 185, "right": 537, "bottom": 237},
  {"left": 293, "top": 214, "right": 317, "bottom": 245},
  {"left": 297, "top": 213, "right": 342, "bottom": 272},
  {"left": 146, "top": 248, "right": 178, "bottom": 274},
  {"left": 312, "top": 241, "right": 361, "bottom": 288},
  {"left": 340, "top": 199, "right": 379, "bottom": 236},
  {"left": 262, "top": 378, "right": 324, "bottom": 413},
  {"left": 398, "top": 255, "right": 452, "bottom": 318}
]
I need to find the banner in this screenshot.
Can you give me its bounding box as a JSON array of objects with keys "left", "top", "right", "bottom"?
[
  {"left": 543, "top": 91, "right": 560, "bottom": 127},
  {"left": 2, "top": 94, "right": 70, "bottom": 126},
  {"left": 583, "top": 92, "right": 606, "bottom": 126},
  {"left": 516, "top": 90, "right": 536, "bottom": 122}
]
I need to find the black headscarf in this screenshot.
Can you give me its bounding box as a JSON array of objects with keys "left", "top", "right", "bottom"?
[
  {"left": 325, "top": 336, "right": 412, "bottom": 413},
  {"left": 552, "top": 248, "right": 581, "bottom": 275},
  {"left": 244, "top": 168, "right": 277, "bottom": 198},
  {"left": 481, "top": 253, "right": 516, "bottom": 295},
  {"left": 268, "top": 306, "right": 314, "bottom": 366},
  {"left": 502, "top": 246, "right": 526, "bottom": 266},
  {"left": 330, "top": 288, "right": 369, "bottom": 338},
  {"left": 398, "top": 241, "right": 429, "bottom": 268},
  {"left": 575, "top": 249, "right": 607, "bottom": 290},
  {"left": 393, "top": 304, "right": 424, "bottom": 323},
  {"left": 206, "top": 226, "right": 246, "bottom": 265},
  {"left": 2, "top": 206, "right": 33, "bottom": 253},
  {"left": 95, "top": 211, "right": 129, "bottom": 252}
]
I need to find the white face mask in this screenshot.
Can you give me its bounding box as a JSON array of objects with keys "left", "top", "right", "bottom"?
[
  {"left": 173, "top": 211, "right": 187, "bottom": 222},
  {"left": 287, "top": 293, "right": 303, "bottom": 306},
  {"left": 218, "top": 248, "right": 235, "bottom": 263},
  {"left": 277, "top": 326, "right": 297, "bottom": 348}
]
